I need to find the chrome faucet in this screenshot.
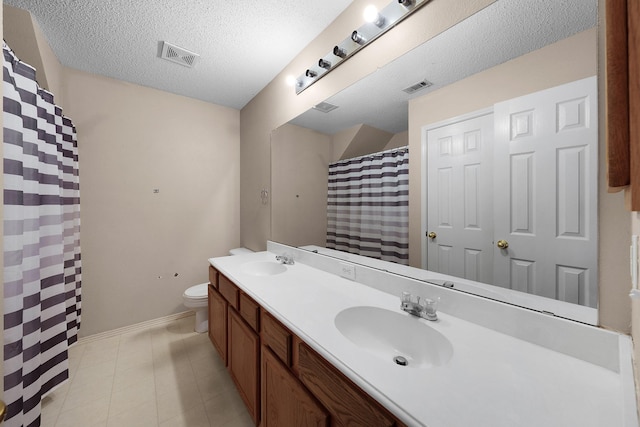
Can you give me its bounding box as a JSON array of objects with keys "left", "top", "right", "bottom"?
[
  {"left": 275, "top": 253, "right": 294, "bottom": 265},
  {"left": 400, "top": 292, "right": 439, "bottom": 321}
]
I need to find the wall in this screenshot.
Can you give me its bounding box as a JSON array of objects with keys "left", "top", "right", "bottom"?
[
  {"left": 384, "top": 131, "right": 409, "bottom": 151},
  {"left": 270, "top": 124, "right": 331, "bottom": 247},
  {"left": 4, "top": 5, "right": 64, "bottom": 104},
  {"left": 406, "top": 27, "right": 631, "bottom": 332},
  {"left": 4, "top": 6, "right": 242, "bottom": 337},
  {"left": 239, "top": 0, "right": 495, "bottom": 252},
  {"left": 62, "top": 69, "right": 240, "bottom": 336}
]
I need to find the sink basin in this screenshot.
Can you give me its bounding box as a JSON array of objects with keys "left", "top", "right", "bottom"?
[
  {"left": 242, "top": 261, "right": 287, "bottom": 277},
  {"left": 334, "top": 306, "right": 453, "bottom": 368}
]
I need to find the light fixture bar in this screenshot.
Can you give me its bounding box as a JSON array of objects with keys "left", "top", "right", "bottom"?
[{"left": 294, "top": 0, "right": 431, "bottom": 94}]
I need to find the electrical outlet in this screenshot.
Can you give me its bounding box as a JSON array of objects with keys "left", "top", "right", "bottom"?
[{"left": 339, "top": 262, "right": 356, "bottom": 280}]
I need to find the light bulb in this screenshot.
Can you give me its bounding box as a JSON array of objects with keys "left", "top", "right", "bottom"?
[
  {"left": 363, "top": 5, "right": 379, "bottom": 23},
  {"left": 363, "top": 5, "right": 385, "bottom": 27},
  {"left": 285, "top": 75, "right": 297, "bottom": 87}
]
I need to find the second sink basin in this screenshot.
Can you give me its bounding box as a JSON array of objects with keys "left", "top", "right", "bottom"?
[
  {"left": 334, "top": 306, "right": 453, "bottom": 368},
  {"left": 242, "top": 261, "right": 287, "bottom": 277}
]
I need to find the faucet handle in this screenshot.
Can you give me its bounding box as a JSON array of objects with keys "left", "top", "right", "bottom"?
[{"left": 422, "top": 297, "right": 439, "bottom": 321}]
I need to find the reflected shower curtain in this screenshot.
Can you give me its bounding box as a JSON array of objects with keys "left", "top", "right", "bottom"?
[
  {"left": 3, "top": 42, "right": 81, "bottom": 426},
  {"left": 326, "top": 147, "right": 409, "bottom": 265}
]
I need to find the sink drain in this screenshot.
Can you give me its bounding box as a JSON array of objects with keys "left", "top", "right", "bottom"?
[{"left": 393, "top": 356, "right": 408, "bottom": 366}]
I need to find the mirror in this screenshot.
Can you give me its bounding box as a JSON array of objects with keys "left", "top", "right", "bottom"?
[{"left": 271, "top": 0, "right": 600, "bottom": 324}]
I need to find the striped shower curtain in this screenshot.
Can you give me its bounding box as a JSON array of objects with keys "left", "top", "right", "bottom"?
[
  {"left": 326, "top": 147, "right": 409, "bottom": 265},
  {"left": 3, "top": 43, "right": 81, "bottom": 426}
]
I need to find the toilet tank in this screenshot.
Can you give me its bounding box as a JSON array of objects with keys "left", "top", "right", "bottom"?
[{"left": 229, "top": 247, "right": 253, "bottom": 256}]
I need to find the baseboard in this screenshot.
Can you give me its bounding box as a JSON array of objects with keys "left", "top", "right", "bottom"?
[{"left": 76, "top": 311, "right": 195, "bottom": 346}]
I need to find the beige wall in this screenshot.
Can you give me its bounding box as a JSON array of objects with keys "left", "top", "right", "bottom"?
[
  {"left": 240, "top": 0, "right": 495, "bottom": 252},
  {"left": 4, "top": 5, "right": 65, "bottom": 104},
  {"left": 384, "top": 131, "right": 409, "bottom": 151},
  {"left": 271, "top": 124, "right": 331, "bottom": 246},
  {"left": 5, "top": 7, "right": 242, "bottom": 337},
  {"left": 62, "top": 69, "right": 240, "bottom": 336},
  {"left": 407, "top": 28, "right": 631, "bottom": 332}
]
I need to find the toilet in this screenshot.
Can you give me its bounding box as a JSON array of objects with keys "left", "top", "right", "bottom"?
[
  {"left": 183, "top": 247, "right": 254, "bottom": 333},
  {"left": 183, "top": 283, "right": 209, "bottom": 333}
]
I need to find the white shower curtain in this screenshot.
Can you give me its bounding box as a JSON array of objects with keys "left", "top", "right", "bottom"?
[
  {"left": 3, "top": 42, "right": 82, "bottom": 427},
  {"left": 326, "top": 147, "right": 409, "bottom": 265}
]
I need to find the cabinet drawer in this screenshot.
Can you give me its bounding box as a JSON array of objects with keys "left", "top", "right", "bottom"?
[
  {"left": 218, "top": 273, "right": 239, "bottom": 309},
  {"left": 261, "top": 311, "right": 292, "bottom": 366},
  {"left": 297, "top": 342, "right": 395, "bottom": 427},
  {"left": 208, "top": 265, "right": 218, "bottom": 289},
  {"left": 239, "top": 292, "right": 260, "bottom": 332}
]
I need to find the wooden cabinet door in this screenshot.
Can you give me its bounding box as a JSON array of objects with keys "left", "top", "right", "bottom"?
[
  {"left": 262, "top": 346, "right": 328, "bottom": 427},
  {"left": 297, "top": 343, "right": 395, "bottom": 427},
  {"left": 228, "top": 308, "right": 260, "bottom": 424},
  {"left": 208, "top": 285, "right": 228, "bottom": 364}
]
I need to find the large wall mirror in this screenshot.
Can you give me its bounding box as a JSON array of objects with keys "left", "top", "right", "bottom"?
[{"left": 271, "top": 0, "right": 602, "bottom": 324}]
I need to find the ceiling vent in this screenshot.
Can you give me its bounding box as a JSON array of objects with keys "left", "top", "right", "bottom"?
[
  {"left": 402, "top": 79, "right": 433, "bottom": 94},
  {"left": 313, "top": 102, "right": 339, "bottom": 113},
  {"left": 160, "top": 41, "right": 200, "bottom": 68}
]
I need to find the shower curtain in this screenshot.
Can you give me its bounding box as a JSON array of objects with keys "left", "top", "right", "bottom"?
[
  {"left": 326, "top": 147, "right": 409, "bottom": 265},
  {"left": 3, "top": 42, "right": 81, "bottom": 426}
]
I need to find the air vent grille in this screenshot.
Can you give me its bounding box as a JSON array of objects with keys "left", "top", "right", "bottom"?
[
  {"left": 313, "top": 102, "right": 339, "bottom": 113},
  {"left": 402, "top": 79, "right": 433, "bottom": 94},
  {"left": 160, "top": 41, "right": 200, "bottom": 68}
]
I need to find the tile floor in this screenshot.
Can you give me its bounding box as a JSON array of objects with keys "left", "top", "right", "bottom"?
[{"left": 41, "top": 314, "right": 254, "bottom": 427}]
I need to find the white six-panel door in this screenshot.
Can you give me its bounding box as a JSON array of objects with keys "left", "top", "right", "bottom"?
[
  {"left": 427, "top": 112, "right": 494, "bottom": 284},
  {"left": 492, "top": 76, "right": 598, "bottom": 307},
  {"left": 425, "top": 77, "right": 597, "bottom": 307}
]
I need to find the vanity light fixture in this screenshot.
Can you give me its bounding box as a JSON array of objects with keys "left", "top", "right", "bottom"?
[{"left": 293, "top": 0, "right": 430, "bottom": 94}]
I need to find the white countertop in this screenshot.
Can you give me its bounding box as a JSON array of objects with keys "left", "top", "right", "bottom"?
[{"left": 210, "top": 250, "right": 635, "bottom": 427}]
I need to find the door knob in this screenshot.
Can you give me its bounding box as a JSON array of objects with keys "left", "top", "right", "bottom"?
[
  {"left": 497, "top": 239, "right": 509, "bottom": 249},
  {"left": 427, "top": 232, "right": 437, "bottom": 239}
]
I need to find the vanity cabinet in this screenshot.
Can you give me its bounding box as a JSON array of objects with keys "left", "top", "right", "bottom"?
[
  {"left": 208, "top": 266, "right": 406, "bottom": 427},
  {"left": 228, "top": 308, "right": 260, "bottom": 423},
  {"left": 208, "top": 270, "right": 261, "bottom": 424},
  {"left": 262, "top": 346, "right": 329, "bottom": 427},
  {"left": 208, "top": 283, "right": 227, "bottom": 364}
]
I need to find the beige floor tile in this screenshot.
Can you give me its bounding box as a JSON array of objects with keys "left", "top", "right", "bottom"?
[
  {"left": 156, "top": 379, "right": 203, "bottom": 423},
  {"left": 154, "top": 366, "right": 199, "bottom": 395},
  {"left": 204, "top": 390, "right": 251, "bottom": 427},
  {"left": 189, "top": 351, "right": 226, "bottom": 379},
  {"left": 159, "top": 401, "right": 210, "bottom": 427},
  {"left": 196, "top": 366, "right": 237, "bottom": 404},
  {"left": 109, "top": 378, "right": 156, "bottom": 418},
  {"left": 112, "top": 364, "right": 155, "bottom": 393},
  {"left": 106, "top": 399, "right": 158, "bottom": 427},
  {"left": 62, "top": 376, "right": 113, "bottom": 413},
  {"left": 116, "top": 349, "right": 154, "bottom": 373},
  {"left": 69, "top": 359, "right": 116, "bottom": 388},
  {"left": 225, "top": 410, "right": 255, "bottom": 427},
  {"left": 79, "top": 346, "right": 120, "bottom": 369},
  {"left": 55, "top": 398, "right": 110, "bottom": 427},
  {"left": 183, "top": 334, "right": 219, "bottom": 362}
]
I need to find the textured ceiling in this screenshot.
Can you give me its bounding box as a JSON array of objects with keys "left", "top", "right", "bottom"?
[
  {"left": 290, "top": 0, "right": 597, "bottom": 135},
  {"left": 3, "top": 0, "right": 353, "bottom": 109}
]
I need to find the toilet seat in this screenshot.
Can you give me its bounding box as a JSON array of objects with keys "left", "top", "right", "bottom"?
[{"left": 183, "top": 283, "right": 208, "bottom": 300}]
